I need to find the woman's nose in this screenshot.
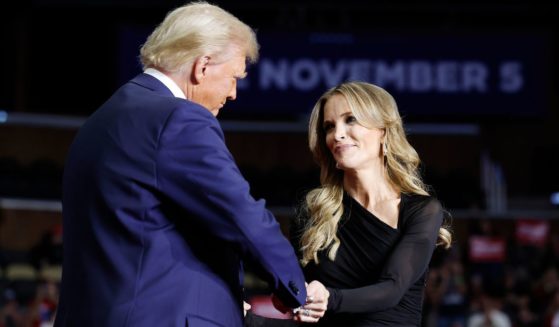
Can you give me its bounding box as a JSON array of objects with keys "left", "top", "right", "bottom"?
[{"left": 334, "top": 126, "right": 346, "bottom": 141}]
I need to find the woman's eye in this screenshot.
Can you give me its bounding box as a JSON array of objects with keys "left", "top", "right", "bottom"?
[
  {"left": 346, "top": 116, "right": 357, "bottom": 124},
  {"left": 323, "top": 124, "right": 334, "bottom": 132}
]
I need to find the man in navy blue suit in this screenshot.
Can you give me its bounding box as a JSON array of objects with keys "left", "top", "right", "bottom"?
[{"left": 54, "top": 2, "right": 307, "bottom": 326}]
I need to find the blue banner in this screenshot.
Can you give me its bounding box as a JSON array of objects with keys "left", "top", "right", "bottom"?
[{"left": 118, "top": 29, "right": 551, "bottom": 118}]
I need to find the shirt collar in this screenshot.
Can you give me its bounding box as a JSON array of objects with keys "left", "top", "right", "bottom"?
[{"left": 144, "top": 68, "right": 186, "bottom": 99}]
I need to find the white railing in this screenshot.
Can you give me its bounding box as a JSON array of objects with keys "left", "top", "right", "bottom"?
[
  {"left": 1, "top": 198, "right": 557, "bottom": 219},
  {"left": 0, "top": 111, "right": 479, "bottom": 135}
]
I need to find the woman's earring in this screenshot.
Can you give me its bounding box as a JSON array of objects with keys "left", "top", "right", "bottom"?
[
  {"left": 383, "top": 142, "right": 388, "bottom": 157},
  {"left": 335, "top": 162, "right": 340, "bottom": 169}
]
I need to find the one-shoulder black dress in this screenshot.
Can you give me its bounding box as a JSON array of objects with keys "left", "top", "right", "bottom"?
[
  {"left": 299, "top": 192, "right": 443, "bottom": 326},
  {"left": 246, "top": 192, "right": 443, "bottom": 327}
]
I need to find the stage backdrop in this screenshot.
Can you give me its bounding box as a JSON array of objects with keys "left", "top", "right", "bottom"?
[{"left": 118, "top": 28, "right": 551, "bottom": 120}]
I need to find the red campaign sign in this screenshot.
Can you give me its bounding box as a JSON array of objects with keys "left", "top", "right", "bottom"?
[
  {"left": 515, "top": 219, "right": 549, "bottom": 247},
  {"left": 469, "top": 236, "right": 506, "bottom": 263}
]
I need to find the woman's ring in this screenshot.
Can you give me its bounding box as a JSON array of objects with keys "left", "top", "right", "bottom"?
[{"left": 304, "top": 309, "right": 311, "bottom": 316}]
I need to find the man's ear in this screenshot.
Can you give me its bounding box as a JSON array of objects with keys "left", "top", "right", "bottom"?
[{"left": 191, "top": 55, "right": 210, "bottom": 84}]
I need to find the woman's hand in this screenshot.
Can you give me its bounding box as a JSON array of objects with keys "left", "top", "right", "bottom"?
[{"left": 293, "top": 280, "right": 329, "bottom": 323}]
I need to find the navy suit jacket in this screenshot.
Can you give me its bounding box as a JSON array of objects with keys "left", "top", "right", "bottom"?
[{"left": 54, "top": 73, "right": 306, "bottom": 327}]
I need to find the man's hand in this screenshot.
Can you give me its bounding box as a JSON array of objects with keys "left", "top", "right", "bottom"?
[{"left": 243, "top": 301, "right": 251, "bottom": 317}]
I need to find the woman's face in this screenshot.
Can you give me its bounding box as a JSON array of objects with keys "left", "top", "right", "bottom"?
[{"left": 322, "top": 94, "right": 385, "bottom": 171}]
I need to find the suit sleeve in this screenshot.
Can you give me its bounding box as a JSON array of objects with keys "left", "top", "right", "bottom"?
[
  {"left": 155, "top": 105, "right": 306, "bottom": 307},
  {"left": 326, "top": 197, "right": 443, "bottom": 313}
]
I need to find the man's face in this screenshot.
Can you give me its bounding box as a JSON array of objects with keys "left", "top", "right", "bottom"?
[{"left": 191, "top": 48, "right": 247, "bottom": 116}]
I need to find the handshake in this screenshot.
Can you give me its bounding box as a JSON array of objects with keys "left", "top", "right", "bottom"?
[
  {"left": 290, "top": 280, "right": 330, "bottom": 322},
  {"left": 278, "top": 280, "right": 330, "bottom": 323},
  {"left": 244, "top": 281, "right": 330, "bottom": 323}
]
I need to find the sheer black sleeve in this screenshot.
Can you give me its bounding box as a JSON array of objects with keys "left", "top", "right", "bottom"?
[{"left": 327, "top": 197, "right": 443, "bottom": 313}]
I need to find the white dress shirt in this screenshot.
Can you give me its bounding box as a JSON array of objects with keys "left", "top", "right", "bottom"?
[{"left": 144, "top": 68, "right": 186, "bottom": 99}]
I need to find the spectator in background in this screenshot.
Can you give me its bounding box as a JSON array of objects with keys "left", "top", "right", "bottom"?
[
  {"left": 546, "top": 290, "right": 559, "bottom": 327},
  {"left": 29, "top": 224, "right": 62, "bottom": 270},
  {"left": 27, "top": 279, "right": 59, "bottom": 327},
  {"left": 534, "top": 267, "right": 559, "bottom": 320},
  {"left": 0, "top": 289, "right": 24, "bottom": 327},
  {"left": 55, "top": 2, "right": 306, "bottom": 327},
  {"left": 432, "top": 250, "right": 468, "bottom": 327},
  {"left": 467, "top": 219, "right": 507, "bottom": 304},
  {"left": 467, "top": 285, "right": 511, "bottom": 327}
]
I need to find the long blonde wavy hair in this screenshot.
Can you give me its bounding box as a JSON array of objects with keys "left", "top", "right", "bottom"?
[{"left": 300, "top": 82, "right": 451, "bottom": 265}]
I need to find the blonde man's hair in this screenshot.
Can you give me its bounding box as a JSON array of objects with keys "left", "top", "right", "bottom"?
[
  {"left": 300, "top": 82, "right": 451, "bottom": 265},
  {"left": 140, "top": 1, "right": 259, "bottom": 72}
]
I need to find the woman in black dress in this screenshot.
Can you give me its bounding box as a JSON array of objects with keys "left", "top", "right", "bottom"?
[{"left": 289, "top": 81, "right": 452, "bottom": 326}]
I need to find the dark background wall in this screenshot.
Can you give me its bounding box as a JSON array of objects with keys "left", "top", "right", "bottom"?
[{"left": 1, "top": 0, "right": 558, "bottom": 209}]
